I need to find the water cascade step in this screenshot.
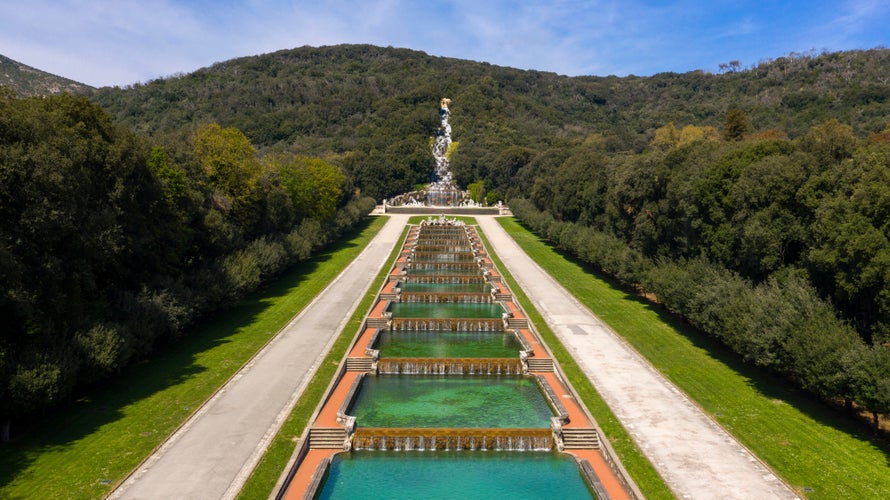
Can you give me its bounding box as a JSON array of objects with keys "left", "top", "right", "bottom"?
[
  {"left": 407, "top": 262, "right": 480, "bottom": 272},
  {"left": 400, "top": 292, "right": 494, "bottom": 303},
  {"left": 353, "top": 428, "right": 553, "bottom": 451},
  {"left": 412, "top": 245, "right": 474, "bottom": 253},
  {"left": 403, "top": 275, "right": 487, "bottom": 284},
  {"left": 389, "top": 318, "right": 504, "bottom": 332},
  {"left": 377, "top": 357, "right": 523, "bottom": 375}
]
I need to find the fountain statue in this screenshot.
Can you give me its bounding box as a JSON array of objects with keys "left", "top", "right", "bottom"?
[
  {"left": 427, "top": 98, "right": 464, "bottom": 206},
  {"left": 385, "top": 98, "right": 467, "bottom": 207}
]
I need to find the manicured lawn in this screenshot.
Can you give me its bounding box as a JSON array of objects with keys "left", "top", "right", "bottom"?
[
  {"left": 0, "top": 216, "right": 388, "bottom": 499},
  {"left": 237, "top": 224, "right": 409, "bottom": 498},
  {"left": 498, "top": 217, "right": 890, "bottom": 499},
  {"left": 476, "top": 224, "right": 673, "bottom": 499}
]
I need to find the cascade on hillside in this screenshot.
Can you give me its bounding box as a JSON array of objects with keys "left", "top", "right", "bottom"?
[{"left": 389, "top": 98, "right": 472, "bottom": 207}]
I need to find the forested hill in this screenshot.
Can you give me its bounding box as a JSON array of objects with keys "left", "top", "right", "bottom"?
[
  {"left": 3, "top": 44, "right": 890, "bottom": 436},
  {"left": 0, "top": 54, "right": 92, "bottom": 96},
  {"left": 87, "top": 44, "right": 890, "bottom": 429},
  {"left": 89, "top": 44, "right": 890, "bottom": 200}
]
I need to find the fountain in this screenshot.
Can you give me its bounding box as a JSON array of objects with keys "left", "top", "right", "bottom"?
[{"left": 384, "top": 100, "right": 501, "bottom": 215}]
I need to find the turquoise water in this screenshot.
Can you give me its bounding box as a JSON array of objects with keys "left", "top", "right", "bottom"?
[
  {"left": 389, "top": 302, "right": 505, "bottom": 318},
  {"left": 317, "top": 450, "right": 593, "bottom": 499},
  {"left": 377, "top": 331, "right": 521, "bottom": 358},
  {"left": 349, "top": 375, "right": 553, "bottom": 428}
]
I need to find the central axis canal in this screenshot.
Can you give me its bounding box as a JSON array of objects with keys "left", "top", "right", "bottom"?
[{"left": 277, "top": 216, "right": 639, "bottom": 499}]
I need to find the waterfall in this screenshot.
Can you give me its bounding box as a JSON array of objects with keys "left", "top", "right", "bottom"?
[
  {"left": 352, "top": 428, "right": 553, "bottom": 451},
  {"left": 427, "top": 99, "right": 464, "bottom": 206},
  {"left": 377, "top": 358, "right": 524, "bottom": 375}
]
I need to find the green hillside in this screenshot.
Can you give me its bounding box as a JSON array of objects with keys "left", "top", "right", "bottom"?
[
  {"left": 2, "top": 43, "right": 888, "bottom": 447},
  {"left": 0, "top": 54, "right": 92, "bottom": 96},
  {"left": 89, "top": 45, "right": 890, "bottom": 200}
]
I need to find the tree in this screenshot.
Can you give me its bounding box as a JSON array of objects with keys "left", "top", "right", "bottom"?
[
  {"left": 846, "top": 344, "right": 890, "bottom": 433},
  {"left": 467, "top": 180, "right": 486, "bottom": 204},
  {"left": 193, "top": 123, "right": 258, "bottom": 199},
  {"left": 678, "top": 125, "right": 719, "bottom": 146},
  {"left": 278, "top": 155, "right": 346, "bottom": 221},
  {"left": 651, "top": 122, "right": 680, "bottom": 150},
  {"left": 722, "top": 108, "right": 751, "bottom": 141},
  {"left": 799, "top": 119, "right": 857, "bottom": 164}
]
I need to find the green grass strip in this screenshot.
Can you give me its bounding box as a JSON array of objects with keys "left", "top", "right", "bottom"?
[
  {"left": 476, "top": 222, "right": 674, "bottom": 499},
  {"left": 0, "top": 217, "right": 388, "bottom": 500},
  {"left": 497, "top": 217, "right": 890, "bottom": 499},
  {"left": 237, "top": 222, "right": 410, "bottom": 499}
]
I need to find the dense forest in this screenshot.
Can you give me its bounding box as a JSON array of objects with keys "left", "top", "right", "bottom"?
[
  {"left": 2, "top": 44, "right": 890, "bottom": 436},
  {"left": 0, "top": 87, "right": 374, "bottom": 439}
]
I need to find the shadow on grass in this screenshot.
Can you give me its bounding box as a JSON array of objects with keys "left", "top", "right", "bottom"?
[
  {"left": 0, "top": 218, "right": 374, "bottom": 490},
  {"left": 510, "top": 219, "right": 890, "bottom": 470}
]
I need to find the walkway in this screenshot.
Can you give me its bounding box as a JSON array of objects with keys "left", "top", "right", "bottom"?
[
  {"left": 110, "top": 214, "right": 409, "bottom": 500},
  {"left": 476, "top": 216, "right": 798, "bottom": 500}
]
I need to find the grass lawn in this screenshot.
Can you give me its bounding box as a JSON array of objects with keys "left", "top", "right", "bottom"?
[
  {"left": 237, "top": 223, "right": 409, "bottom": 498},
  {"left": 497, "top": 217, "right": 890, "bottom": 499},
  {"left": 0, "top": 216, "right": 388, "bottom": 499}
]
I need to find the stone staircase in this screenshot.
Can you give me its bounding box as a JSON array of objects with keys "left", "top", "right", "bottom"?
[
  {"left": 526, "top": 357, "right": 554, "bottom": 372},
  {"left": 345, "top": 357, "right": 374, "bottom": 371},
  {"left": 506, "top": 317, "right": 529, "bottom": 329},
  {"left": 366, "top": 317, "right": 389, "bottom": 328},
  {"left": 562, "top": 428, "right": 599, "bottom": 449},
  {"left": 309, "top": 427, "right": 348, "bottom": 449}
]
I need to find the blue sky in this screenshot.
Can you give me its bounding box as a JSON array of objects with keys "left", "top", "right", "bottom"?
[{"left": 1, "top": 0, "right": 888, "bottom": 88}]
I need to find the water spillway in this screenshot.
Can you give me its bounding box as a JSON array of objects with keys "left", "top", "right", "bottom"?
[
  {"left": 352, "top": 428, "right": 553, "bottom": 451},
  {"left": 398, "top": 281, "right": 491, "bottom": 293},
  {"left": 389, "top": 318, "right": 504, "bottom": 332},
  {"left": 399, "top": 291, "right": 494, "bottom": 303},
  {"left": 281, "top": 216, "right": 637, "bottom": 499},
  {"left": 376, "top": 357, "right": 524, "bottom": 375},
  {"left": 402, "top": 274, "right": 487, "bottom": 284},
  {"left": 388, "top": 301, "right": 505, "bottom": 318},
  {"left": 406, "top": 262, "right": 481, "bottom": 273}
]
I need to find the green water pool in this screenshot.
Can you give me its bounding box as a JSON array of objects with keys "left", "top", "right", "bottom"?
[
  {"left": 376, "top": 331, "right": 522, "bottom": 358},
  {"left": 317, "top": 450, "right": 594, "bottom": 499},
  {"left": 349, "top": 375, "right": 553, "bottom": 428}
]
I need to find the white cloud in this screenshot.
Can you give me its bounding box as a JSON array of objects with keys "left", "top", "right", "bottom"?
[{"left": 0, "top": 0, "right": 888, "bottom": 86}]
